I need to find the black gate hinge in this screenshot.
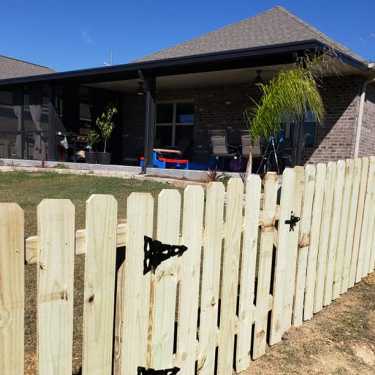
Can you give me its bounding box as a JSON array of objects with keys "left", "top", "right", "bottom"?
[
  {"left": 143, "top": 236, "right": 187, "bottom": 275},
  {"left": 138, "top": 366, "right": 180, "bottom": 374},
  {"left": 285, "top": 211, "right": 300, "bottom": 232}
]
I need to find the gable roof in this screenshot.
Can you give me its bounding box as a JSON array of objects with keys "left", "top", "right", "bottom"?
[
  {"left": 139, "top": 6, "right": 366, "bottom": 64},
  {"left": 0, "top": 55, "right": 54, "bottom": 79}
]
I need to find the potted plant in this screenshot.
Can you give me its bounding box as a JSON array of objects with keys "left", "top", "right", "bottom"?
[
  {"left": 96, "top": 105, "right": 118, "bottom": 164},
  {"left": 85, "top": 130, "right": 100, "bottom": 164}
]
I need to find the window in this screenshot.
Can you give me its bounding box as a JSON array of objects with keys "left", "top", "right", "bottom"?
[
  {"left": 280, "top": 111, "right": 317, "bottom": 147},
  {"left": 155, "top": 101, "right": 194, "bottom": 148},
  {"left": 303, "top": 111, "right": 317, "bottom": 147}
]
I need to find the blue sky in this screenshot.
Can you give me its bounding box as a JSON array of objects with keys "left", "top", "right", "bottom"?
[{"left": 1, "top": 0, "right": 374, "bottom": 72}]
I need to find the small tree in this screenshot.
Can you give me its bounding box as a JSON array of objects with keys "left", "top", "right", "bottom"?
[
  {"left": 245, "top": 57, "right": 325, "bottom": 168},
  {"left": 96, "top": 105, "right": 118, "bottom": 153}
]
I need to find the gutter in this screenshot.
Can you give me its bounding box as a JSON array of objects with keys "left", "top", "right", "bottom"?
[{"left": 354, "top": 63, "right": 375, "bottom": 157}]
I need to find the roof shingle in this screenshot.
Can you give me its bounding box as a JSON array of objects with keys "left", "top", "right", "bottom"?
[
  {"left": 139, "top": 6, "right": 366, "bottom": 64},
  {"left": 0, "top": 55, "right": 53, "bottom": 79}
]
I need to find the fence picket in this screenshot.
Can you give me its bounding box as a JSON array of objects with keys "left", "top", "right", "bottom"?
[
  {"left": 113, "top": 261, "right": 126, "bottom": 375},
  {"left": 149, "top": 189, "right": 181, "bottom": 369},
  {"left": 304, "top": 163, "right": 326, "bottom": 321},
  {"left": 37, "top": 199, "right": 75, "bottom": 375},
  {"left": 253, "top": 173, "right": 278, "bottom": 358},
  {"left": 342, "top": 158, "right": 362, "bottom": 292},
  {"left": 324, "top": 160, "right": 345, "bottom": 306},
  {"left": 217, "top": 178, "right": 244, "bottom": 374},
  {"left": 314, "top": 162, "right": 336, "bottom": 313},
  {"left": 82, "top": 195, "right": 117, "bottom": 375},
  {"left": 119, "top": 193, "right": 153, "bottom": 374},
  {"left": 0, "top": 204, "right": 24, "bottom": 375},
  {"left": 293, "top": 164, "right": 316, "bottom": 326},
  {"left": 269, "top": 168, "right": 297, "bottom": 345},
  {"left": 356, "top": 158, "right": 375, "bottom": 280},
  {"left": 349, "top": 157, "right": 369, "bottom": 287},
  {"left": 367, "top": 157, "right": 375, "bottom": 274},
  {"left": 283, "top": 166, "right": 304, "bottom": 331},
  {"left": 198, "top": 182, "right": 225, "bottom": 375},
  {"left": 177, "top": 186, "right": 204, "bottom": 374},
  {"left": 333, "top": 159, "right": 354, "bottom": 299},
  {"left": 236, "top": 175, "right": 261, "bottom": 371}
]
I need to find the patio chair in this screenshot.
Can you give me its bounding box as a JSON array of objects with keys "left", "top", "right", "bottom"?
[
  {"left": 241, "top": 134, "right": 261, "bottom": 158},
  {"left": 210, "top": 134, "right": 236, "bottom": 170}
]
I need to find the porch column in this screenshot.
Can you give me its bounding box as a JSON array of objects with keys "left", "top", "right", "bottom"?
[
  {"left": 47, "top": 84, "right": 57, "bottom": 161},
  {"left": 12, "top": 87, "right": 24, "bottom": 159},
  {"left": 143, "top": 75, "right": 156, "bottom": 172}
]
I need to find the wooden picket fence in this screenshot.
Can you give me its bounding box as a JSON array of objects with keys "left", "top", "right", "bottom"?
[{"left": 1, "top": 156, "right": 375, "bottom": 375}]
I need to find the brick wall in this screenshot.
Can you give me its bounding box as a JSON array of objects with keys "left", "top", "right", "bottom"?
[
  {"left": 305, "top": 75, "right": 363, "bottom": 163},
  {"left": 121, "top": 75, "right": 366, "bottom": 164},
  {"left": 358, "top": 83, "right": 375, "bottom": 157}
]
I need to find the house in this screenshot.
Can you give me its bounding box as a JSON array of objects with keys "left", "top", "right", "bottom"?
[{"left": 0, "top": 6, "right": 373, "bottom": 171}]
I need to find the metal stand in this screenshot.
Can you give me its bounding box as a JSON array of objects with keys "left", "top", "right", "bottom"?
[{"left": 256, "top": 136, "right": 280, "bottom": 174}]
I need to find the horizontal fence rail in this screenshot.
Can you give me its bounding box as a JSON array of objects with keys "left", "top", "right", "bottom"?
[{"left": 1, "top": 156, "right": 375, "bottom": 375}]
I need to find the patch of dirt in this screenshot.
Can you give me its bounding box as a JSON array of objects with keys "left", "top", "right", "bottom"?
[{"left": 242, "top": 273, "right": 375, "bottom": 375}]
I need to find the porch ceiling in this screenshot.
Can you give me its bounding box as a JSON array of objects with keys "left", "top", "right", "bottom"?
[
  {"left": 87, "top": 55, "right": 363, "bottom": 93},
  {"left": 87, "top": 65, "right": 290, "bottom": 92}
]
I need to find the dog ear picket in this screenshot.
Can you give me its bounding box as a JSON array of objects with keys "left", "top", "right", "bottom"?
[
  {"left": 37, "top": 199, "right": 75, "bottom": 375},
  {"left": 0, "top": 204, "right": 24, "bottom": 375},
  {"left": 82, "top": 195, "right": 117, "bottom": 375}
]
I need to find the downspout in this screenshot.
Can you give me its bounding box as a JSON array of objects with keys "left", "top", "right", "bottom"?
[{"left": 354, "top": 64, "right": 375, "bottom": 158}]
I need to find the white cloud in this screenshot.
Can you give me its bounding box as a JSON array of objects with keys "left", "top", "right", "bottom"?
[{"left": 81, "top": 30, "right": 95, "bottom": 45}]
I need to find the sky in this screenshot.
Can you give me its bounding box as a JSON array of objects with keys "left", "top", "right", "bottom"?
[{"left": 1, "top": 0, "right": 374, "bottom": 72}]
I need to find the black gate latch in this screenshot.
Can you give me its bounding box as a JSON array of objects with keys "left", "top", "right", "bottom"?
[
  {"left": 143, "top": 236, "right": 187, "bottom": 274},
  {"left": 138, "top": 366, "right": 180, "bottom": 374},
  {"left": 285, "top": 211, "right": 300, "bottom": 232}
]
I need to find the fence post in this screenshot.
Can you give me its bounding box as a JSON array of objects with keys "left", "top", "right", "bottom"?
[
  {"left": 37, "top": 199, "right": 75, "bottom": 375},
  {"left": 0, "top": 203, "right": 24, "bottom": 375},
  {"left": 82, "top": 195, "right": 117, "bottom": 375}
]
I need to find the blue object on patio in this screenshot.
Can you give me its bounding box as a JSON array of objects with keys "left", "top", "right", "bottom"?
[{"left": 140, "top": 150, "right": 189, "bottom": 169}]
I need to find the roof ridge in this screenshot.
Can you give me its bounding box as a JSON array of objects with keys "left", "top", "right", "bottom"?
[
  {"left": 139, "top": 7, "right": 279, "bottom": 61},
  {"left": 274, "top": 6, "right": 366, "bottom": 62},
  {"left": 0, "top": 54, "right": 53, "bottom": 71},
  {"left": 138, "top": 6, "right": 367, "bottom": 65}
]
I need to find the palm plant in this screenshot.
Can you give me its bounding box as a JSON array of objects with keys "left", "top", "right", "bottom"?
[{"left": 244, "top": 58, "right": 325, "bottom": 168}]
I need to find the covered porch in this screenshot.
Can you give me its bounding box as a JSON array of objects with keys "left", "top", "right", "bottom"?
[{"left": 0, "top": 40, "right": 364, "bottom": 173}]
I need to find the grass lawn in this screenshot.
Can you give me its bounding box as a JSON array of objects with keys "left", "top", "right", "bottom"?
[{"left": 0, "top": 171, "right": 173, "bottom": 237}]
